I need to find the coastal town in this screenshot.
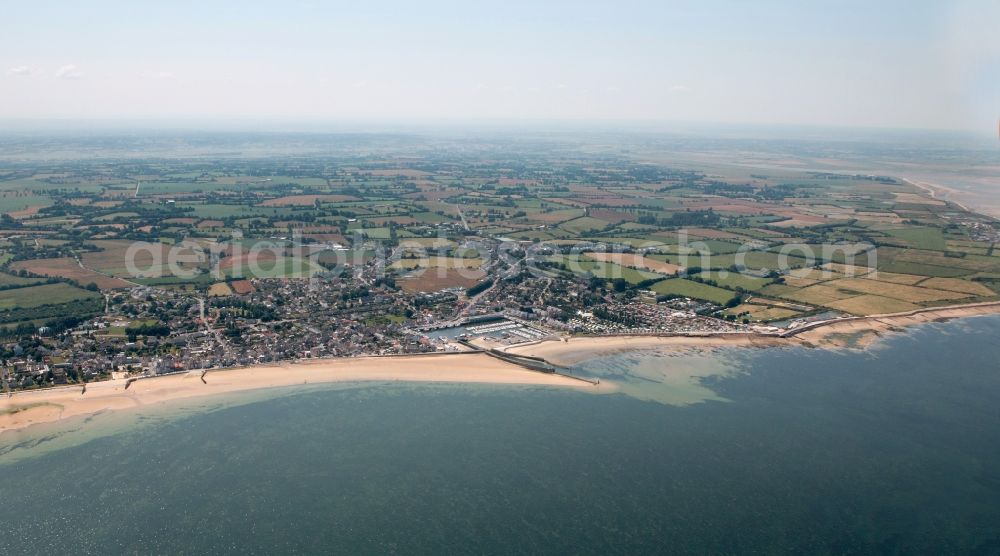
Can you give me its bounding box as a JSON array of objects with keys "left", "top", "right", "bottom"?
[
  {"left": 2, "top": 138, "right": 999, "bottom": 392},
  {"left": 1, "top": 238, "right": 765, "bottom": 391}
]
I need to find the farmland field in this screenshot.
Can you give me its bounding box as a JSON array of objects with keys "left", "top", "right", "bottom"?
[
  {"left": 826, "top": 295, "right": 921, "bottom": 316},
  {"left": 398, "top": 268, "right": 487, "bottom": 293},
  {"left": 220, "top": 254, "right": 323, "bottom": 279},
  {"left": 650, "top": 278, "right": 737, "bottom": 304},
  {"left": 0, "top": 193, "right": 52, "bottom": 213},
  {"left": 916, "top": 277, "right": 996, "bottom": 297},
  {"left": 584, "top": 252, "right": 682, "bottom": 274},
  {"left": 0, "top": 283, "right": 100, "bottom": 310},
  {"left": 9, "top": 258, "right": 134, "bottom": 290},
  {"left": 726, "top": 303, "right": 801, "bottom": 322},
  {"left": 558, "top": 217, "right": 612, "bottom": 235},
  {"left": 208, "top": 282, "right": 233, "bottom": 296},
  {"left": 865, "top": 271, "right": 926, "bottom": 285},
  {"left": 884, "top": 227, "right": 947, "bottom": 250},
  {"left": 230, "top": 280, "right": 255, "bottom": 294},
  {"left": 260, "top": 194, "right": 359, "bottom": 206},
  {"left": 823, "top": 277, "right": 968, "bottom": 303},
  {"left": 782, "top": 284, "right": 859, "bottom": 305},
  {"left": 550, "top": 254, "right": 665, "bottom": 284},
  {"left": 357, "top": 228, "right": 392, "bottom": 240},
  {"left": 392, "top": 257, "right": 483, "bottom": 270},
  {"left": 697, "top": 251, "right": 810, "bottom": 271},
  {"left": 0, "top": 272, "right": 46, "bottom": 287},
  {"left": 694, "top": 271, "right": 772, "bottom": 291}
]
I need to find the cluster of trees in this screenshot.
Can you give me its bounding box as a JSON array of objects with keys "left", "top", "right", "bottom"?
[
  {"left": 125, "top": 322, "right": 171, "bottom": 342},
  {"left": 412, "top": 292, "right": 457, "bottom": 308},
  {"left": 636, "top": 210, "right": 720, "bottom": 228},
  {"left": 466, "top": 278, "right": 494, "bottom": 297},
  {"left": 0, "top": 297, "right": 103, "bottom": 327},
  {"left": 209, "top": 298, "right": 278, "bottom": 321},
  {"left": 0, "top": 312, "right": 96, "bottom": 341},
  {"left": 0, "top": 275, "right": 61, "bottom": 292},
  {"left": 700, "top": 181, "right": 801, "bottom": 201}
]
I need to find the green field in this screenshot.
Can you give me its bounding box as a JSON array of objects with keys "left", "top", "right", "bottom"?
[
  {"left": 357, "top": 228, "right": 392, "bottom": 240},
  {"left": 0, "top": 272, "right": 46, "bottom": 287},
  {"left": 583, "top": 237, "right": 667, "bottom": 249},
  {"left": 558, "top": 217, "right": 612, "bottom": 235},
  {"left": 0, "top": 194, "right": 52, "bottom": 212},
  {"left": 0, "top": 283, "right": 101, "bottom": 310},
  {"left": 133, "top": 272, "right": 217, "bottom": 287},
  {"left": 94, "top": 212, "right": 140, "bottom": 222},
  {"left": 409, "top": 212, "right": 451, "bottom": 224},
  {"left": 694, "top": 271, "right": 771, "bottom": 291},
  {"left": 884, "top": 227, "right": 947, "bottom": 251},
  {"left": 550, "top": 254, "right": 665, "bottom": 284},
  {"left": 695, "top": 240, "right": 745, "bottom": 255},
  {"left": 650, "top": 278, "right": 737, "bottom": 304},
  {"left": 877, "top": 261, "right": 972, "bottom": 278},
  {"left": 663, "top": 250, "right": 808, "bottom": 271},
  {"left": 179, "top": 203, "right": 293, "bottom": 219}
]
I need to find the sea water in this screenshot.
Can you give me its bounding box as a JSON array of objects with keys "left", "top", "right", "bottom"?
[{"left": 2, "top": 316, "right": 1000, "bottom": 554}]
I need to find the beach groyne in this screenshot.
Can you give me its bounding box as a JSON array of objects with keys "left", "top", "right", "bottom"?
[{"left": 450, "top": 340, "right": 600, "bottom": 385}]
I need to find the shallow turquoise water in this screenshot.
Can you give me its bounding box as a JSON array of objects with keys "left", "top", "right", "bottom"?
[{"left": 2, "top": 316, "right": 1000, "bottom": 554}]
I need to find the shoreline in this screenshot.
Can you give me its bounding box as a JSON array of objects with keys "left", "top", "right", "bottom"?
[
  {"left": 901, "top": 177, "right": 973, "bottom": 213},
  {"left": 0, "top": 352, "right": 611, "bottom": 435},
  {"left": 790, "top": 301, "right": 1000, "bottom": 349},
  {"left": 4, "top": 302, "right": 1000, "bottom": 436},
  {"left": 508, "top": 301, "right": 1000, "bottom": 365},
  {"left": 506, "top": 333, "right": 792, "bottom": 366},
  {"left": 900, "top": 176, "right": 1000, "bottom": 219}
]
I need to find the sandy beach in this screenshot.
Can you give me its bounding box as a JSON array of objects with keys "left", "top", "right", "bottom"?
[
  {"left": 902, "top": 178, "right": 972, "bottom": 212},
  {"left": 901, "top": 176, "right": 1000, "bottom": 218},
  {"left": 0, "top": 353, "right": 608, "bottom": 434},
  {"left": 506, "top": 334, "right": 792, "bottom": 366}
]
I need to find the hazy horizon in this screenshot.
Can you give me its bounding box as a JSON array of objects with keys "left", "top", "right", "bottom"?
[
  {"left": 0, "top": 118, "right": 996, "bottom": 143},
  {"left": 3, "top": 0, "right": 998, "bottom": 133}
]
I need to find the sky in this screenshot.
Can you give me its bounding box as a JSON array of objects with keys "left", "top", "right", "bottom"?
[{"left": 1, "top": 0, "right": 997, "bottom": 131}]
